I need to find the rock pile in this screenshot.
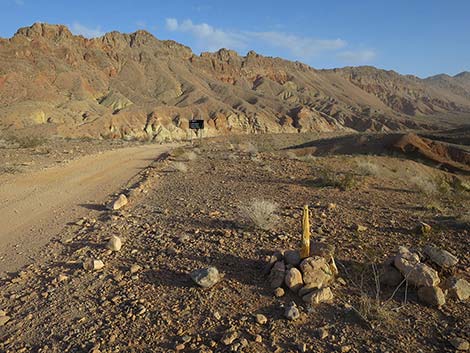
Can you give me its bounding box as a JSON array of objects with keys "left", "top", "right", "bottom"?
[
  {"left": 265, "top": 241, "right": 337, "bottom": 309},
  {"left": 381, "top": 244, "right": 469, "bottom": 307}
]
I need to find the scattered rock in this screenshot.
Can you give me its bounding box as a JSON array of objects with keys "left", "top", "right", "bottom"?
[
  {"left": 380, "top": 265, "right": 404, "bottom": 287},
  {"left": 302, "top": 287, "right": 333, "bottom": 305},
  {"left": 394, "top": 246, "right": 440, "bottom": 287},
  {"left": 415, "top": 222, "right": 432, "bottom": 235},
  {"left": 315, "top": 327, "right": 329, "bottom": 339},
  {"left": 417, "top": 286, "right": 446, "bottom": 307},
  {"left": 221, "top": 330, "right": 238, "bottom": 345},
  {"left": 273, "top": 287, "right": 285, "bottom": 297},
  {"left": 297, "top": 342, "right": 307, "bottom": 352},
  {"left": 284, "top": 302, "right": 300, "bottom": 321},
  {"left": 423, "top": 244, "right": 458, "bottom": 269},
  {"left": 354, "top": 224, "right": 367, "bottom": 232},
  {"left": 445, "top": 277, "right": 470, "bottom": 301},
  {"left": 450, "top": 338, "right": 469, "bottom": 351},
  {"left": 130, "top": 264, "right": 141, "bottom": 274},
  {"left": 110, "top": 194, "right": 128, "bottom": 210},
  {"left": 106, "top": 235, "right": 122, "bottom": 251},
  {"left": 285, "top": 267, "right": 303, "bottom": 292},
  {"left": 255, "top": 314, "right": 267, "bottom": 325},
  {"left": 284, "top": 250, "right": 301, "bottom": 266},
  {"left": 254, "top": 335, "right": 262, "bottom": 343},
  {"left": 190, "top": 267, "right": 221, "bottom": 288},
  {"left": 269, "top": 261, "right": 286, "bottom": 288},
  {"left": 300, "top": 256, "right": 333, "bottom": 289},
  {"left": 0, "top": 315, "right": 10, "bottom": 326},
  {"left": 83, "top": 259, "right": 104, "bottom": 271}
]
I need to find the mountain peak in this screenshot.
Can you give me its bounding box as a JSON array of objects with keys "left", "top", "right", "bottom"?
[{"left": 15, "top": 22, "right": 73, "bottom": 40}]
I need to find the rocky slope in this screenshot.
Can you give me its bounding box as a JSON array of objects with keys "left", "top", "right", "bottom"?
[{"left": 0, "top": 23, "right": 469, "bottom": 141}]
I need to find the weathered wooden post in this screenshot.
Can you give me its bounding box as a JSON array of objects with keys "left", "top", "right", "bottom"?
[{"left": 300, "top": 205, "right": 310, "bottom": 258}]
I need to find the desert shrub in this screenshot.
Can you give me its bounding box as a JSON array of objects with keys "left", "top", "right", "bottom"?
[
  {"left": 356, "top": 160, "right": 383, "bottom": 176},
  {"left": 172, "top": 162, "right": 188, "bottom": 173},
  {"left": 0, "top": 166, "right": 22, "bottom": 174},
  {"left": 316, "top": 170, "right": 361, "bottom": 191},
  {"left": 240, "top": 199, "right": 279, "bottom": 230},
  {"left": 182, "top": 151, "right": 198, "bottom": 161},
  {"left": 238, "top": 142, "right": 258, "bottom": 156},
  {"left": 2, "top": 135, "right": 47, "bottom": 149}
]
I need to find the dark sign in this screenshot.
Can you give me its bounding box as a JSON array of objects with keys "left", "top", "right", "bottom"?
[{"left": 189, "top": 119, "right": 204, "bottom": 130}]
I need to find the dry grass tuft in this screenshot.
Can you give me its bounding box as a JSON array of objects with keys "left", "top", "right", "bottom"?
[
  {"left": 240, "top": 199, "right": 279, "bottom": 231},
  {"left": 172, "top": 162, "right": 188, "bottom": 173}
]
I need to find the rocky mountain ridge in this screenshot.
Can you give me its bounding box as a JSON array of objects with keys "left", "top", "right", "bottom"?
[{"left": 0, "top": 23, "right": 469, "bottom": 141}]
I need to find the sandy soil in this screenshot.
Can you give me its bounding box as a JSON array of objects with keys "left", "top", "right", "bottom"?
[{"left": 0, "top": 143, "right": 178, "bottom": 274}]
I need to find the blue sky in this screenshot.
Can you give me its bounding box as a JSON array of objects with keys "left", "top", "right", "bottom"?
[{"left": 1, "top": 0, "right": 469, "bottom": 78}]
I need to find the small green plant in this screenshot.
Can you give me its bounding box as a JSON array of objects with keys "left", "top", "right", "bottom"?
[{"left": 316, "top": 170, "right": 361, "bottom": 191}]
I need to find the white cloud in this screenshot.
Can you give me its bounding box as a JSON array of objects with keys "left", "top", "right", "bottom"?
[
  {"left": 165, "top": 18, "right": 245, "bottom": 51},
  {"left": 136, "top": 20, "right": 147, "bottom": 29},
  {"left": 165, "top": 18, "right": 375, "bottom": 65},
  {"left": 337, "top": 50, "right": 376, "bottom": 63},
  {"left": 247, "top": 31, "right": 346, "bottom": 59},
  {"left": 70, "top": 22, "right": 104, "bottom": 38}
]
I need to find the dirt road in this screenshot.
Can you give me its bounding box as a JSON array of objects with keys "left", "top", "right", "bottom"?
[{"left": 0, "top": 143, "right": 176, "bottom": 274}]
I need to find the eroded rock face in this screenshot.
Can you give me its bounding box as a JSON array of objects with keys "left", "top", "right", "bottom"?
[
  {"left": 299, "top": 256, "right": 334, "bottom": 289},
  {"left": 394, "top": 247, "right": 440, "bottom": 287}
]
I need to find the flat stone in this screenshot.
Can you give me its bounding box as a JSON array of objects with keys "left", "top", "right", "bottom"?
[
  {"left": 221, "top": 331, "right": 238, "bottom": 345},
  {"left": 0, "top": 316, "right": 10, "bottom": 326},
  {"left": 255, "top": 314, "right": 267, "bottom": 325},
  {"left": 424, "top": 244, "right": 458, "bottom": 269}
]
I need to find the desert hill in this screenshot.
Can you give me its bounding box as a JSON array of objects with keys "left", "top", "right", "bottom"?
[{"left": 0, "top": 23, "right": 469, "bottom": 141}]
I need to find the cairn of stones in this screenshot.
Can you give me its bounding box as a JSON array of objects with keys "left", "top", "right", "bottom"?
[{"left": 265, "top": 205, "right": 338, "bottom": 307}]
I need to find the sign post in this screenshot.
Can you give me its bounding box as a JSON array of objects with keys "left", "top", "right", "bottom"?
[{"left": 189, "top": 119, "right": 204, "bottom": 145}]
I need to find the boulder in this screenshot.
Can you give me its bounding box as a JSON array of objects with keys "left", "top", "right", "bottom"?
[
  {"left": 417, "top": 286, "right": 446, "bottom": 307},
  {"left": 423, "top": 245, "right": 458, "bottom": 269},
  {"left": 110, "top": 194, "right": 128, "bottom": 210},
  {"left": 380, "top": 265, "right": 404, "bottom": 287},
  {"left": 284, "top": 250, "right": 301, "bottom": 266},
  {"left": 450, "top": 338, "right": 469, "bottom": 351},
  {"left": 284, "top": 267, "right": 303, "bottom": 292},
  {"left": 269, "top": 261, "right": 286, "bottom": 288},
  {"left": 445, "top": 277, "right": 470, "bottom": 301},
  {"left": 284, "top": 302, "right": 300, "bottom": 320},
  {"left": 106, "top": 235, "right": 122, "bottom": 251},
  {"left": 83, "top": 259, "right": 104, "bottom": 271},
  {"left": 310, "top": 242, "right": 335, "bottom": 258},
  {"left": 300, "top": 256, "right": 333, "bottom": 289},
  {"left": 302, "top": 287, "right": 333, "bottom": 305},
  {"left": 190, "top": 267, "right": 221, "bottom": 288},
  {"left": 394, "top": 247, "right": 440, "bottom": 287}
]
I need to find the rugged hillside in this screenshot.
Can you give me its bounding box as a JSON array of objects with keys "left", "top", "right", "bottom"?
[{"left": 0, "top": 23, "right": 469, "bottom": 141}]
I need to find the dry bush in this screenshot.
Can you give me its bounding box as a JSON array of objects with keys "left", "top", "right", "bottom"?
[
  {"left": 172, "top": 162, "right": 188, "bottom": 173},
  {"left": 409, "top": 175, "right": 451, "bottom": 196},
  {"left": 238, "top": 142, "right": 258, "bottom": 156},
  {"left": 240, "top": 199, "right": 279, "bottom": 230},
  {"left": 316, "top": 170, "right": 361, "bottom": 191},
  {"left": 356, "top": 160, "right": 383, "bottom": 177},
  {"left": 182, "top": 151, "right": 198, "bottom": 161}
]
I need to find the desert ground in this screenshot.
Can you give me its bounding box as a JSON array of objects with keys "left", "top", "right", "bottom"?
[{"left": 0, "top": 131, "right": 468, "bottom": 353}]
